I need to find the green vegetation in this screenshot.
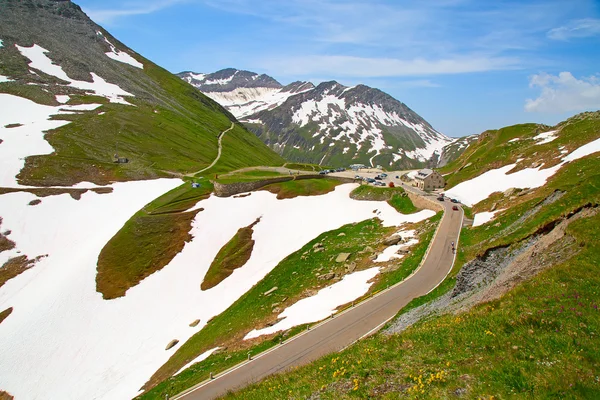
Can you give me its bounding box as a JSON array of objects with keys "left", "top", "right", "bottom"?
[
  {"left": 283, "top": 163, "right": 330, "bottom": 172},
  {"left": 1, "top": 22, "right": 283, "bottom": 186},
  {"left": 96, "top": 182, "right": 212, "bottom": 299},
  {"left": 221, "top": 114, "right": 600, "bottom": 400},
  {"left": 201, "top": 218, "right": 260, "bottom": 290},
  {"left": 388, "top": 193, "right": 419, "bottom": 214},
  {"left": 350, "top": 185, "right": 419, "bottom": 214},
  {"left": 215, "top": 169, "right": 287, "bottom": 184},
  {"left": 262, "top": 178, "right": 342, "bottom": 199},
  {"left": 439, "top": 112, "right": 600, "bottom": 188},
  {"left": 226, "top": 212, "right": 600, "bottom": 399},
  {"left": 140, "top": 214, "right": 440, "bottom": 398}
]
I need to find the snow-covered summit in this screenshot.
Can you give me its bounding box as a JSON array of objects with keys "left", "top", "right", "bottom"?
[
  {"left": 178, "top": 69, "right": 455, "bottom": 168},
  {"left": 177, "top": 69, "right": 315, "bottom": 118}
]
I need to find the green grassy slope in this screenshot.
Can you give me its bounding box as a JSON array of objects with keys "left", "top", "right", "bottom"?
[
  {"left": 0, "top": 0, "right": 283, "bottom": 186},
  {"left": 439, "top": 111, "right": 600, "bottom": 188},
  {"left": 140, "top": 215, "right": 441, "bottom": 398},
  {"left": 219, "top": 112, "right": 600, "bottom": 399}
]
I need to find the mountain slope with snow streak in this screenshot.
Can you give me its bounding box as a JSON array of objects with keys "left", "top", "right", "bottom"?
[
  {"left": 248, "top": 81, "right": 453, "bottom": 169},
  {"left": 179, "top": 69, "right": 454, "bottom": 169},
  {"left": 178, "top": 69, "right": 315, "bottom": 119},
  {"left": 0, "top": 1, "right": 281, "bottom": 186}
]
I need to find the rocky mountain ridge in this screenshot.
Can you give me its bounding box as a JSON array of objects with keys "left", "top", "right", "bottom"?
[{"left": 179, "top": 68, "right": 456, "bottom": 169}]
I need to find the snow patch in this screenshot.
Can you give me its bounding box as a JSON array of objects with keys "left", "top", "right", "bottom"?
[
  {"left": 55, "top": 95, "right": 70, "bottom": 104},
  {"left": 446, "top": 137, "right": 600, "bottom": 207},
  {"left": 0, "top": 93, "right": 101, "bottom": 187},
  {"left": 533, "top": 130, "right": 558, "bottom": 145},
  {"left": 0, "top": 184, "right": 434, "bottom": 399},
  {"left": 17, "top": 44, "right": 134, "bottom": 104},
  {"left": 175, "top": 348, "right": 219, "bottom": 376},
  {"left": 473, "top": 212, "right": 495, "bottom": 227},
  {"left": 244, "top": 267, "right": 380, "bottom": 339}
]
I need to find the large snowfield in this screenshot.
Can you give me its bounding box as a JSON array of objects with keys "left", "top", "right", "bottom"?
[{"left": 0, "top": 183, "right": 435, "bottom": 400}]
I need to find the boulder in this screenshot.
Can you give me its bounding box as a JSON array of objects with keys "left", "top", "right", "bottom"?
[
  {"left": 165, "top": 339, "right": 179, "bottom": 350},
  {"left": 382, "top": 235, "right": 402, "bottom": 246},
  {"left": 337, "top": 232, "right": 346, "bottom": 237},
  {"left": 312, "top": 242, "right": 324, "bottom": 249},
  {"left": 318, "top": 273, "right": 335, "bottom": 280},
  {"left": 263, "top": 286, "right": 278, "bottom": 296},
  {"left": 345, "top": 262, "right": 357, "bottom": 273},
  {"left": 362, "top": 246, "right": 375, "bottom": 253},
  {"left": 335, "top": 253, "right": 351, "bottom": 263},
  {"left": 189, "top": 319, "right": 200, "bottom": 327}
]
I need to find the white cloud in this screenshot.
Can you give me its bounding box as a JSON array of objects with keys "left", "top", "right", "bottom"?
[
  {"left": 84, "top": 0, "right": 188, "bottom": 23},
  {"left": 547, "top": 18, "right": 600, "bottom": 40},
  {"left": 256, "top": 54, "right": 520, "bottom": 78},
  {"left": 525, "top": 72, "right": 600, "bottom": 113}
]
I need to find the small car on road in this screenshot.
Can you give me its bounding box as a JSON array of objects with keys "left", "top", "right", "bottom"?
[{"left": 452, "top": 205, "right": 459, "bottom": 211}]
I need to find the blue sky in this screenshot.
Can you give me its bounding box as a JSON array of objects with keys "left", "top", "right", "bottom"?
[{"left": 78, "top": 0, "right": 600, "bottom": 137}]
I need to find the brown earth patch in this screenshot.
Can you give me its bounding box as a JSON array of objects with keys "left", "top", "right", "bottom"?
[
  {"left": 0, "top": 307, "right": 13, "bottom": 325},
  {"left": 0, "top": 390, "right": 14, "bottom": 400},
  {"left": 96, "top": 209, "right": 202, "bottom": 299},
  {"left": 0, "top": 254, "right": 47, "bottom": 289},
  {"left": 0, "top": 217, "right": 16, "bottom": 253},
  {"left": 201, "top": 218, "right": 260, "bottom": 290},
  {"left": 0, "top": 187, "right": 113, "bottom": 200}
]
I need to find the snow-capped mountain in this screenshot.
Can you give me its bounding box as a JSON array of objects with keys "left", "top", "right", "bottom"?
[
  {"left": 178, "top": 69, "right": 314, "bottom": 118},
  {"left": 179, "top": 69, "right": 455, "bottom": 168}
]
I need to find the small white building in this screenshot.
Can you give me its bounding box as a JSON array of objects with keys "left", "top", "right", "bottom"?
[{"left": 414, "top": 169, "right": 445, "bottom": 191}]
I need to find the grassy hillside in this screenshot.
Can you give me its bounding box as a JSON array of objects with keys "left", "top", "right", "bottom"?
[
  {"left": 140, "top": 214, "right": 441, "bottom": 398},
  {"left": 350, "top": 185, "right": 419, "bottom": 214},
  {"left": 439, "top": 111, "right": 600, "bottom": 188},
  {"left": 0, "top": 0, "right": 283, "bottom": 187},
  {"left": 218, "top": 113, "right": 600, "bottom": 399}
]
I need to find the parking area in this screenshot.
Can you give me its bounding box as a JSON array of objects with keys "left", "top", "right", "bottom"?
[{"left": 328, "top": 168, "right": 414, "bottom": 189}]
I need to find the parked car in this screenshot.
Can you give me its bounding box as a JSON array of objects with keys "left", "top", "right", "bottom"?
[
  {"left": 355, "top": 175, "right": 361, "bottom": 179},
  {"left": 380, "top": 173, "right": 388, "bottom": 178},
  {"left": 451, "top": 198, "right": 459, "bottom": 203},
  {"left": 374, "top": 176, "right": 382, "bottom": 180},
  {"left": 452, "top": 205, "right": 459, "bottom": 211},
  {"left": 319, "top": 170, "right": 327, "bottom": 175},
  {"left": 366, "top": 178, "right": 376, "bottom": 183},
  {"left": 437, "top": 196, "right": 445, "bottom": 201},
  {"left": 374, "top": 181, "right": 386, "bottom": 186}
]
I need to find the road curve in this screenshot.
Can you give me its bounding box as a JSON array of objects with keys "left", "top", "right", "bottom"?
[
  {"left": 175, "top": 194, "right": 463, "bottom": 400},
  {"left": 193, "top": 122, "right": 235, "bottom": 175}
]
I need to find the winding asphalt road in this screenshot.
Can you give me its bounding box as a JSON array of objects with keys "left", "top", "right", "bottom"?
[{"left": 175, "top": 191, "right": 462, "bottom": 400}]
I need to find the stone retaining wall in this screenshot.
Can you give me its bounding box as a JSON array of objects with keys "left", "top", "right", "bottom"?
[
  {"left": 213, "top": 175, "right": 356, "bottom": 197},
  {"left": 407, "top": 192, "right": 444, "bottom": 212}
]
